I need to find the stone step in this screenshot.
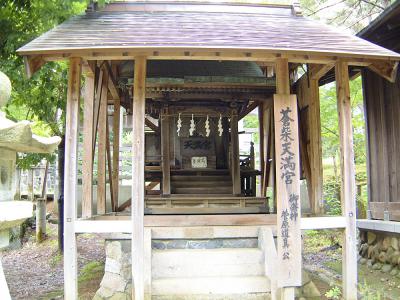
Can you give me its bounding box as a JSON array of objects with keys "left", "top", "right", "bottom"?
[
  {"left": 152, "top": 248, "right": 264, "bottom": 278},
  {"left": 152, "top": 276, "right": 271, "bottom": 295}
]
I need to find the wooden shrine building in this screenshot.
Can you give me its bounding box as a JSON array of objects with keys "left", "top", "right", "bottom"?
[{"left": 17, "top": 1, "right": 400, "bottom": 299}]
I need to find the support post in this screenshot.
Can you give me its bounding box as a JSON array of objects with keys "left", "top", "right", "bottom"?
[
  {"left": 97, "top": 72, "right": 109, "bottom": 215},
  {"left": 36, "top": 198, "right": 46, "bottom": 243},
  {"left": 112, "top": 94, "right": 121, "bottom": 209},
  {"left": 161, "top": 106, "right": 171, "bottom": 195},
  {"left": 82, "top": 70, "right": 95, "bottom": 219},
  {"left": 335, "top": 60, "right": 357, "bottom": 300},
  {"left": 274, "top": 58, "right": 301, "bottom": 297},
  {"left": 132, "top": 56, "right": 147, "bottom": 300},
  {"left": 258, "top": 104, "right": 265, "bottom": 195},
  {"left": 231, "top": 109, "right": 241, "bottom": 195},
  {"left": 64, "top": 57, "right": 81, "bottom": 300}
]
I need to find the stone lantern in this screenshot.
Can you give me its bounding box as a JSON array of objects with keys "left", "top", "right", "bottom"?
[{"left": 0, "top": 70, "right": 61, "bottom": 247}]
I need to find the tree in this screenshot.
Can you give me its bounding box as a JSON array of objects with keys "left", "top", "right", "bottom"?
[
  {"left": 300, "top": 0, "right": 394, "bottom": 32},
  {"left": 0, "top": 0, "right": 89, "bottom": 251}
]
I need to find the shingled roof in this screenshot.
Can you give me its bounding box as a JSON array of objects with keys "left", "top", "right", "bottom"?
[{"left": 17, "top": 1, "right": 400, "bottom": 60}]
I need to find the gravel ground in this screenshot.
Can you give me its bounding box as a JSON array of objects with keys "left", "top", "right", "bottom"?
[{"left": 1, "top": 223, "right": 105, "bottom": 300}]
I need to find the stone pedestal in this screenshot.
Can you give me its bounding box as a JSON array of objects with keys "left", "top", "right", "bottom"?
[{"left": 94, "top": 240, "right": 132, "bottom": 300}]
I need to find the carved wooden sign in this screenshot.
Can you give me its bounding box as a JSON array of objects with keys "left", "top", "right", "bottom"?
[{"left": 274, "top": 94, "right": 302, "bottom": 287}]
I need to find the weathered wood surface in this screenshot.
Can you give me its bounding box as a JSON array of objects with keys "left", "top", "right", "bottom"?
[
  {"left": 160, "top": 107, "right": 171, "bottom": 195},
  {"left": 296, "top": 72, "right": 323, "bottom": 215},
  {"left": 274, "top": 94, "right": 302, "bottom": 288},
  {"left": 97, "top": 70, "right": 109, "bottom": 215},
  {"left": 336, "top": 60, "right": 357, "bottom": 300},
  {"left": 64, "top": 57, "right": 82, "bottom": 300},
  {"left": 82, "top": 72, "right": 95, "bottom": 219},
  {"left": 18, "top": 3, "right": 399, "bottom": 62},
  {"left": 230, "top": 109, "right": 241, "bottom": 195},
  {"left": 363, "top": 68, "right": 400, "bottom": 220},
  {"left": 132, "top": 56, "right": 147, "bottom": 300}
]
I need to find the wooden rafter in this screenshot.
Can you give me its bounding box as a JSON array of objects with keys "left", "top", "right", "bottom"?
[
  {"left": 23, "top": 55, "right": 45, "bottom": 79},
  {"left": 367, "top": 60, "right": 399, "bottom": 83},
  {"left": 239, "top": 101, "right": 259, "bottom": 120},
  {"left": 308, "top": 63, "right": 334, "bottom": 80},
  {"left": 145, "top": 116, "right": 160, "bottom": 134}
]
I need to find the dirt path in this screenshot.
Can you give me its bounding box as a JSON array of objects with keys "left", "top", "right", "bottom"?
[{"left": 1, "top": 223, "right": 105, "bottom": 300}]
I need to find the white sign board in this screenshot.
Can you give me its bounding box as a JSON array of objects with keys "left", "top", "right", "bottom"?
[{"left": 191, "top": 156, "right": 207, "bottom": 168}]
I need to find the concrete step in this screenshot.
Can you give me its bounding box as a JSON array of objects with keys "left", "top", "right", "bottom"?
[
  {"left": 173, "top": 186, "right": 233, "bottom": 194},
  {"left": 152, "top": 276, "right": 271, "bottom": 295},
  {"left": 152, "top": 248, "right": 264, "bottom": 278}
]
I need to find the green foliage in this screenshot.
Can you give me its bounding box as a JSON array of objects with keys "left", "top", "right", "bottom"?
[
  {"left": 78, "top": 261, "right": 104, "bottom": 283},
  {"left": 325, "top": 285, "right": 342, "bottom": 299},
  {"left": 323, "top": 178, "right": 341, "bottom": 215},
  {"left": 0, "top": 0, "right": 88, "bottom": 167},
  {"left": 300, "top": 0, "right": 395, "bottom": 32},
  {"left": 359, "top": 280, "right": 384, "bottom": 300}
]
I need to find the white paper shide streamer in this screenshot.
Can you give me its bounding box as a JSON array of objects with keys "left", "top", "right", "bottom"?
[
  {"left": 218, "top": 114, "right": 223, "bottom": 136},
  {"left": 176, "top": 113, "right": 182, "bottom": 136},
  {"left": 205, "top": 115, "right": 210, "bottom": 137},
  {"left": 189, "top": 114, "right": 195, "bottom": 136}
]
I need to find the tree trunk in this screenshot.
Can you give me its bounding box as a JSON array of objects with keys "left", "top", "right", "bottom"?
[{"left": 57, "top": 136, "right": 65, "bottom": 253}]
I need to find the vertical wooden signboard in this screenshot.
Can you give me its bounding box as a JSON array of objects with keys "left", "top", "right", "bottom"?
[{"left": 274, "top": 94, "right": 302, "bottom": 288}]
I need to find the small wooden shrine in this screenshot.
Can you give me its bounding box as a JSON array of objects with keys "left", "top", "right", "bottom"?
[{"left": 17, "top": 1, "right": 400, "bottom": 299}]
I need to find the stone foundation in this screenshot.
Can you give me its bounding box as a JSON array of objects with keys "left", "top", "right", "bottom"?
[
  {"left": 94, "top": 240, "right": 132, "bottom": 300},
  {"left": 359, "top": 230, "right": 400, "bottom": 276},
  {"left": 94, "top": 238, "right": 321, "bottom": 300}
]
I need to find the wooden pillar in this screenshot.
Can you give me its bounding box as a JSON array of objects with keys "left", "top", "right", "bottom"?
[
  {"left": 82, "top": 71, "right": 95, "bottom": 219},
  {"left": 97, "top": 72, "right": 109, "bottom": 215},
  {"left": 259, "top": 104, "right": 265, "bottom": 195},
  {"left": 335, "top": 60, "right": 357, "bottom": 300},
  {"left": 132, "top": 56, "right": 147, "bottom": 300},
  {"left": 64, "top": 57, "right": 81, "bottom": 300},
  {"left": 112, "top": 96, "right": 121, "bottom": 209},
  {"left": 274, "top": 58, "right": 301, "bottom": 297},
  {"left": 161, "top": 106, "right": 171, "bottom": 195},
  {"left": 297, "top": 74, "right": 323, "bottom": 215},
  {"left": 231, "top": 109, "right": 241, "bottom": 195}
]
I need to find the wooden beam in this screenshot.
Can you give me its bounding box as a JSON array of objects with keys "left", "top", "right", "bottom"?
[
  {"left": 335, "top": 60, "right": 357, "bottom": 300},
  {"left": 97, "top": 71, "right": 109, "bottom": 215},
  {"left": 145, "top": 116, "right": 160, "bottom": 134},
  {"left": 160, "top": 106, "right": 171, "bottom": 195},
  {"left": 132, "top": 56, "right": 147, "bottom": 300},
  {"left": 308, "top": 63, "right": 334, "bottom": 80},
  {"left": 239, "top": 101, "right": 259, "bottom": 120},
  {"left": 367, "top": 60, "right": 399, "bottom": 83},
  {"left": 23, "top": 55, "right": 45, "bottom": 79},
  {"left": 92, "top": 68, "right": 104, "bottom": 152},
  {"left": 64, "top": 57, "right": 82, "bottom": 300},
  {"left": 275, "top": 58, "right": 290, "bottom": 95},
  {"left": 105, "top": 61, "right": 121, "bottom": 100},
  {"left": 82, "top": 71, "right": 95, "bottom": 219},
  {"left": 29, "top": 48, "right": 398, "bottom": 66},
  {"left": 112, "top": 89, "right": 121, "bottom": 209},
  {"left": 75, "top": 214, "right": 278, "bottom": 232},
  {"left": 106, "top": 117, "right": 116, "bottom": 211},
  {"left": 231, "top": 109, "right": 241, "bottom": 195},
  {"left": 300, "top": 216, "right": 346, "bottom": 230}
]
